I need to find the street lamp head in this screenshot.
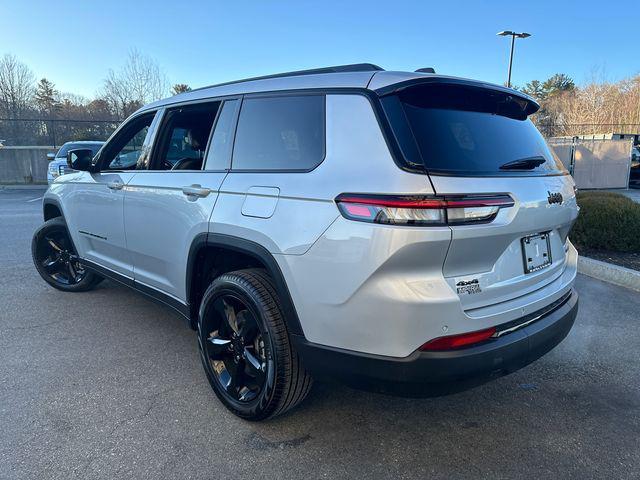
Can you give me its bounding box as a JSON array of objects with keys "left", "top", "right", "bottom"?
[{"left": 497, "top": 31, "right": 532, "bottom": 38}]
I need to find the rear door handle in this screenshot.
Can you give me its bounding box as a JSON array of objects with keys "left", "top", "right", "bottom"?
[
  {"left": 182, "top": 184, "right": 211, "bottom": 198},
  {"left": 107, "top": 181, "right": 124, "bottom": 190}
]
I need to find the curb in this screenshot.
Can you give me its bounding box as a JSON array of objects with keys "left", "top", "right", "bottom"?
[
  {"left": 0, "top": 184, "right": 48, "bottom": 190},
  {"left": 578, "top": 256, "right": 640, "bottom": 292}
]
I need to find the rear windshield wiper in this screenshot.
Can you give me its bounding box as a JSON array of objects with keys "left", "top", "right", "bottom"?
[{"left": 499, "top": 156, "right": 546, "bottom": 170}]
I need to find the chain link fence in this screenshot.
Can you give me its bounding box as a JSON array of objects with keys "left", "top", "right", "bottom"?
[
  {"left": 1, "top": 117, "right": 639, "bottom": 149},
  {"left": 536, "top": 123, "right": 640, "bottom": 139},
  {"left": 0, "top": 118, "right": 121, "bottom": 148}
]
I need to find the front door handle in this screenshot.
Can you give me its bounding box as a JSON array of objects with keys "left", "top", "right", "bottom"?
[
  {"left": 107, "top": 181, "right": 124, "bottom": 190},
  {"left": 182, "top": 184, "right": 211, "bottom": 198}
]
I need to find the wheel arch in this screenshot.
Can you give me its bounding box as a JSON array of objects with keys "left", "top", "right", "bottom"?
[
  {"left": 186, "top": 233, "right": 304, "bottom": 336},
  {"left": 43, "top": 198, "right": 63, "bottom": 221}
]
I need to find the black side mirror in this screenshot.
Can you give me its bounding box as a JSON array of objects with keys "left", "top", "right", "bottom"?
[{"left": 67, "top": 148, "right": 94, "bottom": 171}]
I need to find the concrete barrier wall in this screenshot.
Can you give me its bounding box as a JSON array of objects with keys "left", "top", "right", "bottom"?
[{"left": 0, "top": 147, "right": 54, "bottom": 184}]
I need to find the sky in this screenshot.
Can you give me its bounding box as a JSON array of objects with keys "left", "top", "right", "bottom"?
[{"left": 2, "top": 0, "right": 638, "bottom": 98}]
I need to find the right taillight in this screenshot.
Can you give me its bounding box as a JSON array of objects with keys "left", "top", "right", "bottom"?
[{"left": 335, "top": 193, "right": 514, "bottom": 226}]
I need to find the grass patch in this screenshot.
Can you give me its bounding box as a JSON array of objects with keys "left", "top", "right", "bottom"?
[{"left": 571, "top": 191, "right": 640, "bottom": 253}]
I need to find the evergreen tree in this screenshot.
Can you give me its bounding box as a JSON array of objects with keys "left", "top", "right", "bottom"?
[
  {"left": 34, "top": 78, "right": 60, "bottom": 116},
  {"left": 172, "top": 83, "right": 191, "bottom": 95},
  {"left": 522, "top": 74, "right": 575, "bottom": 102}
]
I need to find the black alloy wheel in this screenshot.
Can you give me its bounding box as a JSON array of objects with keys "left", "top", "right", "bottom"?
[
  {"left": 204, "top": 293, "right": 272, "bottom": 403},
  {"left": 36, "top": 229, "right": 86, "bottom": 285},
  {"left": 31, "top": 217, "right": 102, "bottom": 292},
  {"left": 198, "top": 269, "right": 312, "bottom": 420}
]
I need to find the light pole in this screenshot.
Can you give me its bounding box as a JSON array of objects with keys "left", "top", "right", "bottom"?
[{"left": 497, "top": 30, "right": 531, "bottom": 88}]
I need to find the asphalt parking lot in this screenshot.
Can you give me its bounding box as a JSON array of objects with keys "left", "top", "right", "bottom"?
[{"left": 1, "top": 187, "right": 639, "bottom": 480}]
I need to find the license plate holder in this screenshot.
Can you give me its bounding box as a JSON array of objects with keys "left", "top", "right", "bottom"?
[{"left": 521, "top": 233, "right": 552, "bottom": 274}]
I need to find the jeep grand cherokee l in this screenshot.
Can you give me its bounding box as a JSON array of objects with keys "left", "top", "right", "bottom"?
[{"left": 32, "top": 64, "right": 579, "bottom": 420}]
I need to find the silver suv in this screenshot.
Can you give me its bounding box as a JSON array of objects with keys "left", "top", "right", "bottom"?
[{"left": 32, "top": 64, "right": 579, "bottom": 420}]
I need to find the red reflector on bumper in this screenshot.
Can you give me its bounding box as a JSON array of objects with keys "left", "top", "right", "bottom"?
[{"left": 419, "top": 327, "right": 496, "bottom": 351}]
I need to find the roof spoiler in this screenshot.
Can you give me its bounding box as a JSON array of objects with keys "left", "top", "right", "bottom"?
[{"left": 374, "top": 76, "right": 540, "bottom": 116}]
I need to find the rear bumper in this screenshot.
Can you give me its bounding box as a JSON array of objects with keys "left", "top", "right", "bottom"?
[{"left": 292, "top": 290, "right": 578, "bottom": 396}]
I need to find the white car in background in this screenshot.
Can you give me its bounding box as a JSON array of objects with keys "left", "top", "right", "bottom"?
[{"left": 47, "top": 141, "right": 104, "bottom": 184}]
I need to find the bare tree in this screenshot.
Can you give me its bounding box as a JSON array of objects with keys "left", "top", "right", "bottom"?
[
  {"left": 102, "top": 49, "right": 169, "bottom": 118},
  {"left": 0, "top": 54, "right": 36, "bottom": 144},
  {"left": 0, "top": 54, "right": 35, "bottom": 117},
  {"left": 543, "top": 75, "right": 640, "bottom": 136},
  {"left": 522, "top": 70, "right": 640, "bottom": 136}
]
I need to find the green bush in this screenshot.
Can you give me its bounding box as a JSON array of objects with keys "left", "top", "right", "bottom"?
[{"left": 571, "top": 191, "right": 640, "bottom": 252}]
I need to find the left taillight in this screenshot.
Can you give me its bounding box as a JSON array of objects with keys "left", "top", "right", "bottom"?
[{"left": 335, "top": 193, "right": 514, "bottom": 226}]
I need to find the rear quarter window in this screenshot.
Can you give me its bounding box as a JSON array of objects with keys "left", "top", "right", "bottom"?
[
  {"left": 390, "top": 84, "right": 566, "bottom": 176},
  {"left": 232, "top": 95, "right": 325, "bottom": 171}
]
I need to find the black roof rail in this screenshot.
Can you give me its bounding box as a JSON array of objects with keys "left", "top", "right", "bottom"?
[{"left": 190, "top": 63, "right": 385, "bottom": 93}]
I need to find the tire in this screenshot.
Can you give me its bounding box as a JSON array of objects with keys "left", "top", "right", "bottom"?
[
  {"left": 197, "top": 268, "right": 312, "bottom": 421},
  {"left": 31, "top": 217, "right": 103, "bottom": 292}
]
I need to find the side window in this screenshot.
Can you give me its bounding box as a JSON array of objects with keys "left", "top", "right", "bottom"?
[
  {"left": 204, "top": 100, "right": 238, "bottom": 171},
  {"left": 232, "top": 95, "right": 325, "bottom": 171},
  {"left": 152, "top": 102, "right": 219, "bottom": 171},
  {"left": 100, "top": 113, "right": 156, "bottom": 171}
]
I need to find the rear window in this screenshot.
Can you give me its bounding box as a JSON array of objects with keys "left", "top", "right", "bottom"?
[
  {"left": 232, "top": 95, "right": 324, "bottom": 171},
  {"left": 395, "top": 84, "right": 565, "bottom": 176}
]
